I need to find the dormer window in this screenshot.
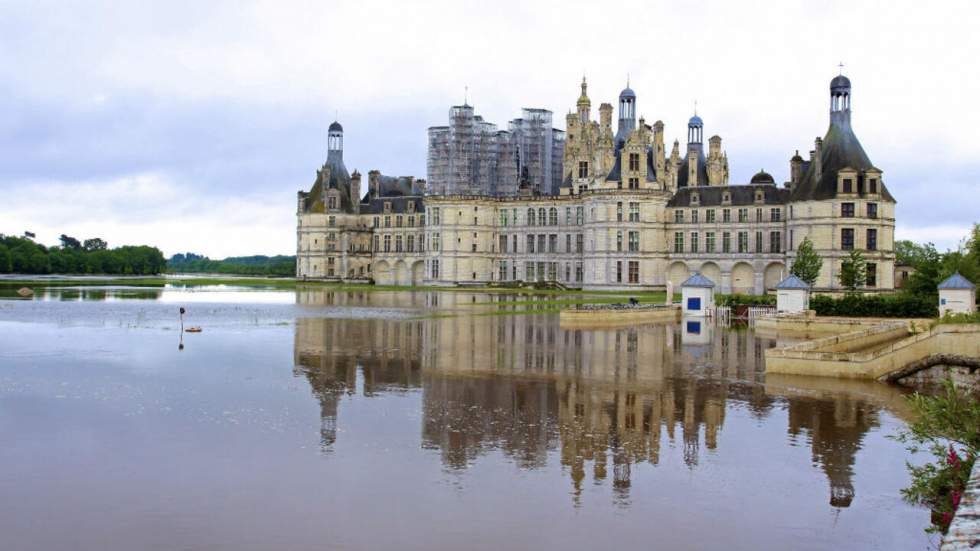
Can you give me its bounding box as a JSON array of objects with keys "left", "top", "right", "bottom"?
[
  {"left": 868, "top": 178, "right": 878, "bottom": 194},
  {"left": 842, "top": 179, "right": 853, "bottom": 193},
  {"left": 755, "top": 191, "right": 764, "bottom": 203},
  {"left": 722, "top": 192, "right": 731, "bottom": 204},
  {"left": 384, "top": 201, "right": 392, "bottom": 213},
  {"left": 690, "top": 192, "right": 700, "bottom": 206}
]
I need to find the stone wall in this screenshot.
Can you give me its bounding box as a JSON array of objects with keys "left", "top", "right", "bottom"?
[{"left": 942, "top": 460, "right": 980, "bottom": 550}]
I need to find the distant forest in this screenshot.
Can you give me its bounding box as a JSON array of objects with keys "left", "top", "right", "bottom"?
[
  {"left": 0, "top": 233, "right": 166, "bottom": 275},
  {"left": 167, "top": 253, "right": 295, "bottom": 276}
]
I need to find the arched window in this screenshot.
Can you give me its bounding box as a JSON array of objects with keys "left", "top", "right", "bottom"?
[
  {"left": 527, "top": 208, "right": 536, "bottom": 226},
  {"left": 549, "top": 207, "right": 558, "bottom": 225},
  {"left": 538, "top": 208, "right": 546, "bottom": 226}
]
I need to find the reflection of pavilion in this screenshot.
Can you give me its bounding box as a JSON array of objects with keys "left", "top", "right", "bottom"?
[
  {"left": 786, "top": 396, "right": 880, "bottom": 508},
  {"left": 293, "top": 293, "right": 888, "bottom": 507}
]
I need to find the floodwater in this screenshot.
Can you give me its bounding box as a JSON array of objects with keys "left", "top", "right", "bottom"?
[{"left": 0, "top": 285, "right": 936, "bottom": 550}]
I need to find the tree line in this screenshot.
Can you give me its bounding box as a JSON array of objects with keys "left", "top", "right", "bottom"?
[
  {"left": 167, "top": 253, "right": 295, "bottom": 276},
  {"left": 0, "top": 233, "right": 166, "bottom": 275}
]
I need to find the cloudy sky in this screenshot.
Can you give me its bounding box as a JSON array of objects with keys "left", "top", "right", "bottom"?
[{"left": 2, "top": 1, "right": 978, "bottom": 258}]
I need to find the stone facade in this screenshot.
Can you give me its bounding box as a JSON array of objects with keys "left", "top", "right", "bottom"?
[{"left": 298, "top": 74, "right": 896, "bottom": 293}]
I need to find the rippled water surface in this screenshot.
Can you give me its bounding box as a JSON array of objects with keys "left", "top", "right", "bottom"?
[{"left": 0, "top": 286, "right": 935, "bottom": 550}]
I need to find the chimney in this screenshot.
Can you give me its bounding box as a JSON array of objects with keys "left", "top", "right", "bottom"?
[
  {"left": 599, "top": 103, "right": 612, "bottom": 131},
  {"left": 368, "top": 170, "right": 381, "bottom": 199},
  {"left": 790, "top": 151, "right": 802, "bottom": 187},
  {"left": 814, "top": 138, "right": 823, "bottom": 181},
  {"left": 350, "top": 170, "right": 361, "bottom": 213}
]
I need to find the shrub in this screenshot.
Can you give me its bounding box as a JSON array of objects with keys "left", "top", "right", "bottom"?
[
  {"left": 894, "top": 380, "right": 980, "bottom": 533},
  {"left": 716, "top": 293, "right": 776, "bottom": 307},
  {"left": 810, "top": 293, "right": 937, "bottom": 318}
]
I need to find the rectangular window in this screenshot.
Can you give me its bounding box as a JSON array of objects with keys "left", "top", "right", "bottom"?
[
  {"left": 616, "top": 261, "right": 623, "bottom": 283},
  {"left": 866, "top": 263, "right": 877, "bottom": 287},
  {"left": 578, "top": 161, "right": 588, "bottom": 178},
  {"left": 512, "top": 235, "right": 517, "bottom": 252},
  {"left": 705, "top": 232, "right": 716, "bottom": 253},
  {"left": 537, "top": 235, "right": 546, "bottom": 253},
  {"left": 549, "top": 234, "right": 557, "bottom": 253},
  {"left": 706, "top": 209, "right": 715, "bottom": 223},
  {"left": 565, "top": 207, "right": 572, "bottom": 225},
  {"left": 576, "top": 234, "right": 584, "bottom": 253},
  {"left": 674, "top": 210, "right": 684, "bottom": 223},
  {"left": 396, "top": 215, "right": 403, "bottom": 228},
  {"left": 575, "top": 262, "right": 583, "bottom": 282},
  {"left": 770, "top": 208, "right": 781, "bottom": 222},
  {"left": 499, "top": 235, "right": 508, "bottom": 253},
  {"left": 842, "top": 228, "right": 854, "bottom": 250},
  {"left": 629, "top": 153, "right": 640, "bottom": 171},
  {"left": 548, "top": 262, "right": 557, "bottom": 281},
  {"left": 738, "top": 231, "right": 748, "bottom": 253},
  {"left": 770, "top": 231, "right": 781, "bottom": 253},
  {"left": 471, "top": 233, "right": 477, "bottom": 252},
  {"left": 722, "top": 208, "right": 731, "bottom": 223},
  {"left": 537, "top": 262, "right": 545, "bottom": 282},
  {"left": 373, "top": 235, "right": 379, "bottom": 252},
  {"left": 500, "top": 210, "right": 508, "bottom": 226},
  {"left": 722, "top": 232, "right": 731, "bottom": 253},
  {"left": 431, "top": 259, "right": 440, "bottom": 279},
  {"left": 373, "top": 216, "right": 379, "bottom": 228},
  {"left": 527, "top": 235, "right": 535, "bottom": 253},
  {"left": 499, "top": 261, "right": 507, "bottom": 281},
  {"left": 628, "top": 231, "right": 639, "bottom": 252},
  {"left": 549, "top": 208, "right": 558, "bottom": 226},
  {"left": 868, "top": 179, "right": 878, "bottom": 194},
  {"left": 407, "top": 235, "right": 415, "bottom": 252},
  {"left": 395, "top": 235, "right": 403, "bottom": 252},
  {"left": 628, "top": 177, "right": 639, "bottom": 189},
  {"left": 327, "top": 196, "right": 337, "bottom": 210},
  {"left": 628, "top": 261, "right": 639, "bottom": 284},
  {"left": 526, "top": 262, "right": 535, "bottom": 281},
  {"left": 690, "top": 232, "right": 699, "bottom": 253},
  {"left": 738, "top": 208, "right": 748, "bottom": 223},
  {"left": 674, "top": 232, "right": 684, "bottom": 253},
  {"left": 867, "top": 228, "right": 878, "bottom": 251},
  {"left": 841, "top": 203, "right": 855, "bottom": 217},
  {"left": 629, "top": 202, "right": 640, "bottom": 222},
  {"left": 755, "top": 231, "right": 763, "bottom": 253},
  {"left": 867, "top": 203, "right": 878, "bottom": 219},
  {"left": 565, "top": 234, "right": 571, "bottom": 253},
  {"left": 431, "top": 208, "right": 441, "bottom": 225},
  {"left": 617, "top": 202, "right": 623, "bottom": 222},
  {"left": 756, "top": 208, "right": 763, "bottom": 222},
  {"left": 843, "top": 179, "right": 853, "bottom": 193},
  {"left": 432, "top": 233, "right": 441, "bottom": 251},
  {"left": 383, "top": 235, "right": 391, "bottom": 252},
  {"left": 576, "top": 207, "right": 584, "bottom": 225},
  {"left": 692, "top": 210, "right": 699, "bottom": 224},
  {"left": 384, "top": 216, "right": 391, "bottom": 228},
  {"left": 616, "top": 231, "right": 623, "bottom": 252},
  {"left": 408, "top": 215, "right": 415, "bottom": 227}
]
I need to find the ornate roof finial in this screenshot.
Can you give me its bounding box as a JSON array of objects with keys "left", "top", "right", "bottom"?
[
  {"left": 694, "top": 100, "right": 698, "bottom": 116},
  {"left": 838, "top": 62, "right": 844, "bottom": 75},
  {"left": 464, "top": 85, "right": 468, "bottom": 106},
  {"left": 627, "top": 72, "right": 630, "bottom": 88}
]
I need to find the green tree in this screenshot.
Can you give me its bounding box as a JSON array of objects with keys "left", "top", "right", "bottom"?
[
  {"left": 0, "top": 244, "right": 11, "bottom": 273},
  {"left": 839, "top": 249, "right": 867, "bottom": 291},
  {"left": 790, "top": 236, "right": 822, "bottom": 286},
  {"left": 83, "top": 238, "right": 108, "bottom": 251},
  {"left": 59, "top": 234, "right": 82, "bottom": 250}
]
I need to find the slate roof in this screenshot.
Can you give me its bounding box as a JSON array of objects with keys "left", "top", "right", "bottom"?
[
  {"left": 938, "top": 273, "right": 976, "bottom": 290},
  {"left": 775, "top": 274, "right": 811, "bottom": 290},
  {"left": 302, "top": 153, "right": 352, "bottom": 214},
  {"left": 604, "top": 148, "right": 658, "bottom": 183},
  {"left": 681, "top": 272, "right": 716, "bottom": 288},
  {"left": 676, "top": 147, "right": 707, "bottom": 188},
  {"left": 667, "top": 183, "right": 791, "bottom": 207},
  {"left": 788, "top": 117, "right": 894, "bottom": 202},
  {"left": 360, "top": 194, "right": 424, "bottom": 215}
]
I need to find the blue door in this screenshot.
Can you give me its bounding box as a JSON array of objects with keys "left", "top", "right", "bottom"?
[{"left": 687, "top": 297, "right": 701, "bottom": 311}]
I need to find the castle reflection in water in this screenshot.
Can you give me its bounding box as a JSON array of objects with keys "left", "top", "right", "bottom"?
[{"left": 293, "top": 290, "right": 891, "bottom": 509}]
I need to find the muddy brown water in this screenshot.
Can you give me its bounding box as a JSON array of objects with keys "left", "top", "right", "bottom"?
[{"left": 0, "top": 286, "right": 936, "bottom": 550}]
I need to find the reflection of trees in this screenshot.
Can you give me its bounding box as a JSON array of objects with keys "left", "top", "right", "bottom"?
[
  {"left": 293, "top": 304, "right": 886, "bottom": 507},
  {"left": 787, "top": 396, "right": 880, "bottom": 508}
]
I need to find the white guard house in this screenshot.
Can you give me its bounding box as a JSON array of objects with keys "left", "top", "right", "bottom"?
[
  {"left": 938, "top": 273, "right": 976, "bottom": 315},
  {"left": 681, "top": 272, "right": 715, "bottom": 317},
  {"left": 774, "top": 274, "right": 811, "bottom": 314}
]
